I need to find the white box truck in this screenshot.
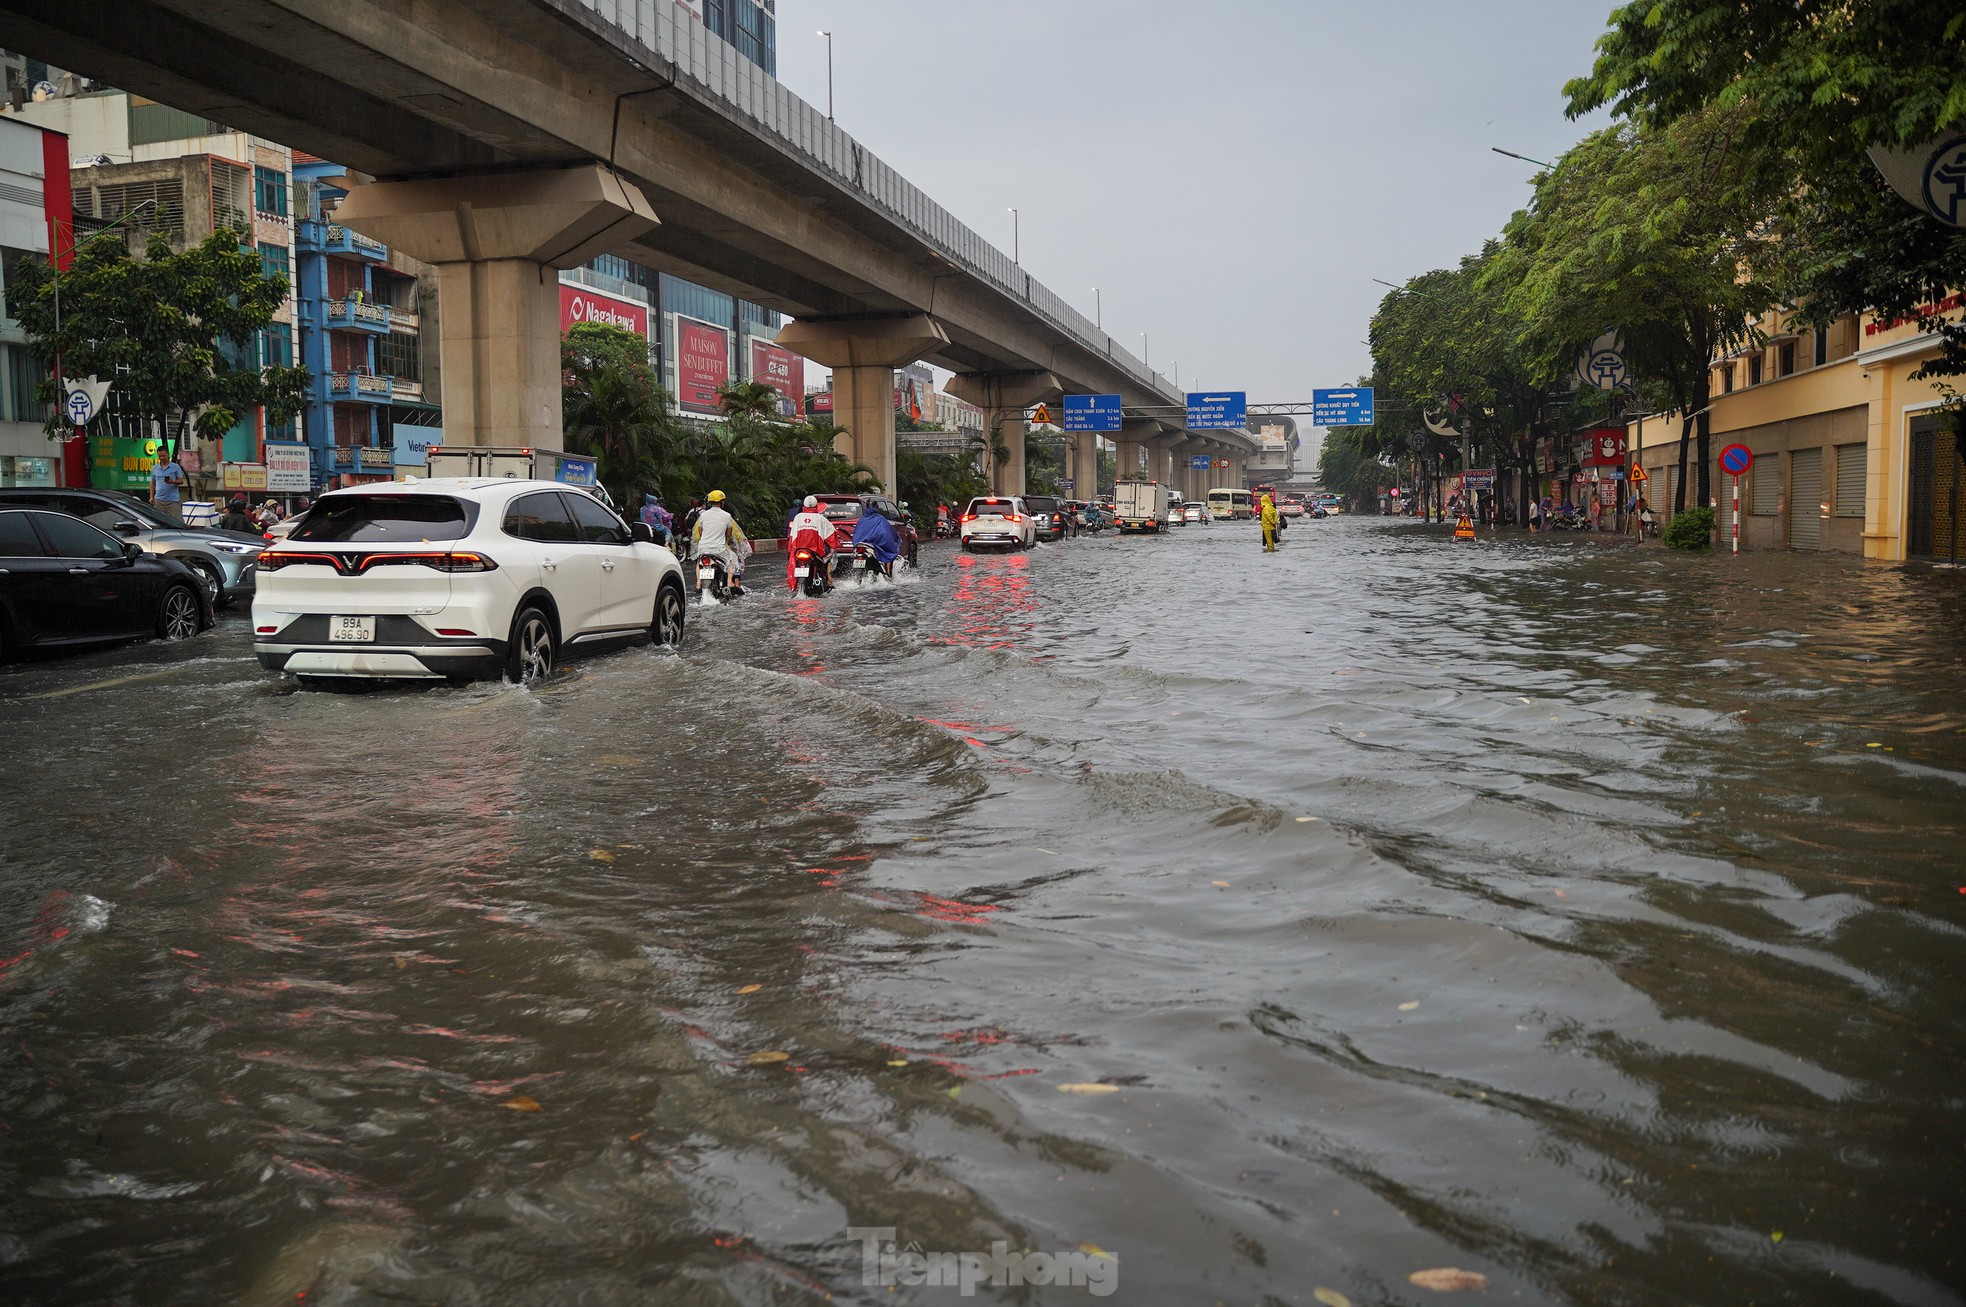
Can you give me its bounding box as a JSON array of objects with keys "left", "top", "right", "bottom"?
[
  {"left": 421, "top": 446, "right": 619, "bottom": 511},
  {"left": 1114, "top": 480, "right": 1173, "bottom": 533}
]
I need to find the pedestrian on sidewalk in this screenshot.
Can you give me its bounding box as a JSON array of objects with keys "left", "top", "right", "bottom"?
[{"left": 150, "top": 449, "right": 185, "bottom": 511}]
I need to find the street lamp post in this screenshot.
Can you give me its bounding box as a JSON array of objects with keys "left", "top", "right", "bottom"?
[
  {"left": 1009, "top": 208, "right": 1018, "bottom": 264},
  {"left": 1093, "top": 287, "right": 1101, "bottom": 330},
  {"left": 817, "top": 31, "right": 833, "bottom": 121},
  {"left": 1141, "top": 332, "right": 1148, "bottom": 370}
]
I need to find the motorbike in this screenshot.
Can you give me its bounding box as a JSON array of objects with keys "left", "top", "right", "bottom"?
[
  {"left": 851, "top": 542, "right": 895, "bottom": 582},
  {"left": 933, "top": 518, "right": 956, "bottom": 540},
  {"left": 792, "top": 545, "right": 832, "bottom": 597},
  {"left": 694, "top": 552, "right": 737, "bottom": 601}
]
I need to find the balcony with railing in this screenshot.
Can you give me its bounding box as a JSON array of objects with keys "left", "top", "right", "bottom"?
[
  {"left": 325, "top": 371, "right": 395, "bottom": 403},
  {"left": 323, "top": 298, "right": 392, "bottom": 333},
  {"left": 296, "top": 217, "right": 389, "bottom": 261}
]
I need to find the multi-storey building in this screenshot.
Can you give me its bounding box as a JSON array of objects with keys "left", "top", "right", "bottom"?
[
  {"left": 1627, "top": 301, "right": 1962, "bottom": 561},
  {"left": 0, "top": 114, "right": 68, "bottom": 488},
  {"left": 292, "top": 157, "right": 439, "bottom": 490}
]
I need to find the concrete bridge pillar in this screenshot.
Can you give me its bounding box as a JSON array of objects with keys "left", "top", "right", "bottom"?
[
  {"left": 1080, "top": 434, "right": 1103, "bottom": 499},
  {"left": 946, "top": 372, "right": 1062, "bottom": 496},
  {"left": 331, "top": 165, "right": 658, "bottom": 447},
  {"left": 776, "top": 315, "right": 951, "bottom": 493}
]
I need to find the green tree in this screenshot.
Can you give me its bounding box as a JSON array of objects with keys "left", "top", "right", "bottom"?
[
  {"left": 6, "top": 228, "right": 307, "bottom": 448},
  {"left": 715, "top": 379, "right": 785, "bottom": 422},
  {"left": 1567, "top": 0, "right": 1966, "bottom": 402},
  {"left": 1368, "top": 249, "right": 1551, "bottom": 519},
  {"left": 560, "top": 323, "right": 677, "bottom": 508},
  {"left": 1487, "top": 103, "right": 1774, "bottom": 510}
]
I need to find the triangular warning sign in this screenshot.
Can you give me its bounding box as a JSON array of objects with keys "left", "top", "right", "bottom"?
[{"left": 1031, "top": 404, "right": 1051, "bottom": 425}]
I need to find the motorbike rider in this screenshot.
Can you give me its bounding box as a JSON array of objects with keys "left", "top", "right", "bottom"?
[
  {"left": 850, "top": 502, "right": 903, "bottom": 577},
  {"left": 639, "top": 492, "right": 674, "bottom": 547},
  {"left": 690, "top": 490, "right": 747, "bottom": 594},
  {"left": 785, "top": 495, "right": 837, "bottom": 592},
  {"left": 218, "top": 497, "right": 256, "bottom": 533}
]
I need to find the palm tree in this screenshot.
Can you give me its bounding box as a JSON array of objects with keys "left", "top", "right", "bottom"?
[
  {"left": 715, "top": 380, "right": 784, "bottom": 422},
  {"left": 562, "top": 360, "right": 676, "bottom": 506}
]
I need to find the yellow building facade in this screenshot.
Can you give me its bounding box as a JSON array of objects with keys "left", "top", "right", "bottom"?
[{"left": 1630, "top": 297, "right": 1963, "bottom": 561}]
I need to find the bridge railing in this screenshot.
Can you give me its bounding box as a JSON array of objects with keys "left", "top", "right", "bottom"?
[{"left": 563, "top": 0, "right": 1181, "bottom": 405}]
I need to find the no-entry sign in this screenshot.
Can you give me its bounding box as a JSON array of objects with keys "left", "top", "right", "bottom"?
[{"left": 1720, "top": 443, "right": 1754, "bottom": 477}]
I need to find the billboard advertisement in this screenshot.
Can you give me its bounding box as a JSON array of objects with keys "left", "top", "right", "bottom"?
[
  {"left": 749, "top": 338, "right": 804, "bottom": 417},
  {"left": 674, "top": 316, "right": 730, "bottom": 415},
  {"left": 560, "top": 284, "right": 649, "bottom": 337},
  {"left": 808, "top": 391, "right": 834, "bottom": 415}
]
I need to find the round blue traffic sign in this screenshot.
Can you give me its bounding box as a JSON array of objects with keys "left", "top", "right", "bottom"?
[{"left": 1719, "top": 443, "right": 1753, "bottom": 477}]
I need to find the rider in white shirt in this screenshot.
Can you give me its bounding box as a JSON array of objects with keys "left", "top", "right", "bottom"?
[{"left": 690, "top": 490, "right": 748, "bottom": 592}]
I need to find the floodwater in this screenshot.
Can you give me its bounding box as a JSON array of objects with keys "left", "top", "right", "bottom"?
[{"left": 2, "top": 517, "right": 1962, "bottom": 1306}]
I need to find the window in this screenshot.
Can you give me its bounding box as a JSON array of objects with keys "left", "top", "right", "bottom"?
[
  {"left": 254, "top": 165, "right": 289, "bottom": 217},
  {"left": 0, "top": 511, "right": 45, "bottom": 555},
  {"left": 1720, "top": 364, "right": 1734, "bottom": 394},
  {"left": 562, "top": 491, "right": 629, "bottom": 545},
  {"left": 1777, "top": 341, "right": 1795, "bottom": 377},
  {"left": 259, "top": 241, "right": 289, "bottom": 284},
  {"left": 1747, "top": 353, "right": 1763, "bottom": 386},
  {"left": 262, "top": 322, "right": 293, "bottom": 368},
  {"left": 503, "top": 492, "right": 577, "bottom": 543},
  {"left": 4, "top": 343, "right": 46, "bottom": 423},
  {"left": 36, "top": 512, "right": 124, "bottom": 559},
  {"left": 292, "top": 494, "right": 474, "bottom": 542},
  {"left": 376, "top": 333, "right": 420, "bottom": 383},
  {"left": 1813, "top": 328, "right": 1828, "bottom": 368},
  {"left": 1750, "top": 454, "right": 1781, "bottom": 515},
  {"left": 1835, "top": 443, "right": 1866, "bottom": 517}
]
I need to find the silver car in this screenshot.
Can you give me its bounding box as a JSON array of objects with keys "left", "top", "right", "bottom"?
[{"left": 0, "top": 488, "right": 263, "bottom": 609}]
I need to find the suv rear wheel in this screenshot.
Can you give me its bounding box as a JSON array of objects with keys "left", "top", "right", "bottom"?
[{"left": 505, "top": 605, "right": 556, "bottom": 684}]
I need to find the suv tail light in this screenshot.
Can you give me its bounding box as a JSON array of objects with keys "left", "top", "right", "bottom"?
[
  {"left": 960, "top": 513, "right": 976, "bottom": 523},
  {"left": 371, "top": 552, "right": 499, "bottom": 573},
  {"left": 1003, "top": 514, "right": 1024, "bottom": 524}
]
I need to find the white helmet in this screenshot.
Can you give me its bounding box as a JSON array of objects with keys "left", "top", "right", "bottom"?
[{"left": 803, "top": 495, "right": 818, "bottom": 509}]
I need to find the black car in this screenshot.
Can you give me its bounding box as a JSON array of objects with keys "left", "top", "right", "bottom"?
[
  {"left": 0, "top": 487, "right": 266, "bottom": 609},
  {"left": 1022, "top": 494, "right": 1074, "bottom": 541},
  {"left": 0, "top": 508, "right": 214, "bottom": 658}
]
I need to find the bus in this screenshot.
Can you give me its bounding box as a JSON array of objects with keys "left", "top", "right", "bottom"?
[{"left": 1206, "top": 487, "right": 1254, "bottom": 520}]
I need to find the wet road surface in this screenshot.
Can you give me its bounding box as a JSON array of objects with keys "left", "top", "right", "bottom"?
[{"left": 2, "top": 517, "right": 1963, "bottom": 1305}]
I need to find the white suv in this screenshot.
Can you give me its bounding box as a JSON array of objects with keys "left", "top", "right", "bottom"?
[
  {"left": 253, "top": 479, "right": 686, "bottom": 684},
  {"left": 960, "top": 495, "right": 1036, "bottom": 551}
]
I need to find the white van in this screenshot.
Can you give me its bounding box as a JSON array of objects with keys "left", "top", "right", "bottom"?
[{"left": 1207, "top": 488, "right": 1254, "bottom": 520}]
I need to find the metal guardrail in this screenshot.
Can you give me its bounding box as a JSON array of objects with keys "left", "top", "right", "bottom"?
[{"left": 561, "top": 0, "right": 1182, "bottom": 405}]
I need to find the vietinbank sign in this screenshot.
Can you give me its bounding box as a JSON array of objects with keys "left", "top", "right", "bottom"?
[{"left": 560, "top": 284, "right": 648, "bottom": 337}]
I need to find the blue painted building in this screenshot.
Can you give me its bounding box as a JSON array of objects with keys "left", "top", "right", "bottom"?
[{"left": 291, "top": 157, "right": 439, "bottom": 490}]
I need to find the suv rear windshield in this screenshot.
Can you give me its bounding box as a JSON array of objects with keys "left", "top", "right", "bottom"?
[
  {"left": 291, "top": 495, "right": 476, "bottom": 543},
  {"left": 1022, "top": 496, "right": 1059, "bottom": 514},
  {"left": 817, "top": 499, "right": 863, "bottom": 521},
  {"left": 965, "top": 498, "right": 1015, "bottom": 516}
]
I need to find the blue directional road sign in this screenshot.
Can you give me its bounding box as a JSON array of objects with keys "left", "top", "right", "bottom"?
[
  {"left": 1186, "top": 391, "right": 1247, "bottom": 429},
  {"left": 1063, "top": 393, "right": 1123, "bottom": 432},
  {"left": 1312, "top": 388, "right": 1375, "bottom": 426},
  {"left": 1190, "top": 455, "right": 1211, "bottom": 470}
]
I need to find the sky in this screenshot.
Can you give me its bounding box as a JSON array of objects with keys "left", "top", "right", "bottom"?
[{"left": 778, "top": 0, "right": 1615, "bottom": 413}]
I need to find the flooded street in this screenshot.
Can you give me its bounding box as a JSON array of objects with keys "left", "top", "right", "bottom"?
[{"left": 2, "top": 518, "right": 1962, "bottom": 1305}]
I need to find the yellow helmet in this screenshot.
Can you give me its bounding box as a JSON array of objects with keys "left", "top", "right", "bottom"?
[{"left": 707, "top": 490, "right": 726, "bottom": 503}]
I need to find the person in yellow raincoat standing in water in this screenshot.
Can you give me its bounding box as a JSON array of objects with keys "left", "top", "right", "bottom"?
[{"left": 1259, "top": 493, "right": 1280, "bottom": 552}]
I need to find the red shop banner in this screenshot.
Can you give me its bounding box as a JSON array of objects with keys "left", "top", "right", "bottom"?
[
  {"left": 749, "top": 339, "right": 804, "bottom": 417},
  {"left": 675, "top": 317, "right": 729, "bottom": 414},
  {"left": 559, "top": 284, "right": 648, "bottom": 337},
  {"left": 808, "top": 391, "right": 834, "bottom": 415},
  {"left": 1582, "top": 427, "right": 1627, "bottom": 467}
]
